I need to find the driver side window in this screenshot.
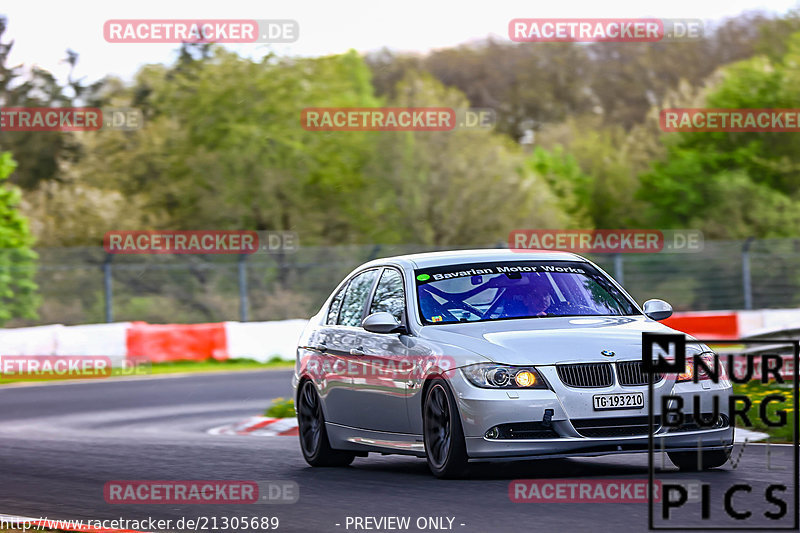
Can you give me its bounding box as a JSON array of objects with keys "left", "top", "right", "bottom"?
[
  {"left": 369, "top": 268, "right": 405, "bottom": 322},
  {"left": 337, "top": 269, "right": 379, "bottom": 327}
]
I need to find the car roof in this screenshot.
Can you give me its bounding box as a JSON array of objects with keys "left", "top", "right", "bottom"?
[{"left": 363, "top": 248, "right": 586, "bottom": 269}]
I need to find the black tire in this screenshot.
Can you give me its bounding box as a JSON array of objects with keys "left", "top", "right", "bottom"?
[
  {"left": 423, "top": 379, "right": 468, "bottom": 478},
  {"left": 297, "top": 380, "right": 355, "bottom": 467},
  {"left": 668, "top": 448, "right": 730, "bottom": 471}
]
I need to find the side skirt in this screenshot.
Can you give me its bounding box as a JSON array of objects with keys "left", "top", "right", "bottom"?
[{"left": 325, "top": 422, "right": 426, "bottom": 457}]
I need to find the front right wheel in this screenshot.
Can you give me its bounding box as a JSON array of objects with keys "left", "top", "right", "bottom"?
[
  {"left": 297, "top": 380, "right": 355, "bottom": 467},
  {"left": 423, "top": 379, "right": 468, "bottom": 478}
]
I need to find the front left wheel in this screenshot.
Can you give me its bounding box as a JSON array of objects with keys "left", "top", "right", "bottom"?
[
  {"left": 423, "top": 379, "right": 468, "bottom": 478},
  {"left": 297, "top": 380, "right": 355, "bottom": 467}
]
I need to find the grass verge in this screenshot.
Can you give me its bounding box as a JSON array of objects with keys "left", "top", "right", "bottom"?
[
  {"left": 733, "top": 381, "right": 796, "bottom": 443},
  {"left": 145, "top": 356, "right": 293, "bottom": 375},
  {"left": 264, "top": 397, "right": 295, "bottom": 418}
]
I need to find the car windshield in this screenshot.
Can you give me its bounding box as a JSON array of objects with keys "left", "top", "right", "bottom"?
[{"left": 415, "top": 261, "right": 640, "bottom": 324}]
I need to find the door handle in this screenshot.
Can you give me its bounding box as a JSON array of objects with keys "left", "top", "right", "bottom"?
[{"left": 349, "top": 347, "right": 364, "bottom": 356}]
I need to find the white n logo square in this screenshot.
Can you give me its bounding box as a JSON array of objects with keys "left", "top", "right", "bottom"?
[{"left": 642, "top": 332, "right": 685, "bottom": 374}]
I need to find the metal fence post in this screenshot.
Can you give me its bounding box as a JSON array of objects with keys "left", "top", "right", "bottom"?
[
  {"left": 742, "top": 237, "right": 754, "bottom": 310},
  {"left": 613, "top": 253, "right": 624, "bottom": 285},
  {"left": 103, "top": 253, "right": 113, "bottom": 323},
  {"left": 238, "top": 254, "right": 249, "bottom": 322}
]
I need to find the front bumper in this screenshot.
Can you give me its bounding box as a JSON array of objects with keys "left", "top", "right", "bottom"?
[
  {"left": 445, "top": 364, "right": 734, "bottom": 459},
  {"left": 465, "top": 430, "right": 734, "bottom": 459}
]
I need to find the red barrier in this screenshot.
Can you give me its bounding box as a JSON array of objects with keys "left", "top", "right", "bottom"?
[
  {"left": 662, "top": 312, "right": 739, "bottom": 340},
  {"left": 126, "top": 322, "right": 228, "bottom": 363}
]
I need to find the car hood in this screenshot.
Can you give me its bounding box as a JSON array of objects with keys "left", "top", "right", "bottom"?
[{"left": 418, "top": 315, "right": 695, "bottom": 365}]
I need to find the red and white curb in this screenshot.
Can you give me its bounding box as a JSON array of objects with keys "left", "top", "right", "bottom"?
[
  {"left": 0, "top": 514, "right": 145, "bottom": 532},
  {"left": 207, "top": 416, "right": 298, "bottom": 437}
]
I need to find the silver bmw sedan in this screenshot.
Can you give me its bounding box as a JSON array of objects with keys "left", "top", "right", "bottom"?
[{"left": 292, "top": 249, "right": 733, "bottom": 478}]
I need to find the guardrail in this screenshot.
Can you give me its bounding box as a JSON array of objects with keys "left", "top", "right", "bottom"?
[{"left": 742, "top": 326, "right": 800, "bottom": 356}]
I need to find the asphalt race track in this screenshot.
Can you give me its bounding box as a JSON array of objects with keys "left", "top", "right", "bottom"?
[{"left": 0, "top": 370, "right": 796, "bottom": 532}]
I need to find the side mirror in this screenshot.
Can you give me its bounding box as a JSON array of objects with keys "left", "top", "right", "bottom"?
[
  {"left": 362, "top": 312, "right": 404, "bottom": 334},
  {"left": 643, "top": 299, "right": 673, "bottom": 321}
]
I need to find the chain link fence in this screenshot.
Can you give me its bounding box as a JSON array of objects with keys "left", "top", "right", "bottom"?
[{"left": 6, "top": 239, "right": 800, "bottom": 327}]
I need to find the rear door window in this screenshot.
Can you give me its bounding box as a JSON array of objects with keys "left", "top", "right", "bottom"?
[{"left": 326, "top": 284, "right": 347, "bottom": 325}]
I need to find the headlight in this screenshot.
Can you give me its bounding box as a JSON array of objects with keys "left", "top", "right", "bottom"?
[
  {"left": 676, "top": 358, "right": 694, "bottom": 382},
  {"left": 676, "top": 352, "right": 725, "bottom": 382},
  {"left": 461, "top": 364, "right": 549, "bottom": 389}
]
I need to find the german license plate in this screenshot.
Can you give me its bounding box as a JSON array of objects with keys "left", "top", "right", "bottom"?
[{"left": 592, "top": 392, "right": 644, "bottom": 410}]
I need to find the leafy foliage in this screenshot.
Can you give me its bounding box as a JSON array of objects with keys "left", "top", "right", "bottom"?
[
  {"left": 640, "top": 31, "right": 800, "bottom": 237},
  {"left": 2, "top": 11, "right": 800, "bottom": 258},
  {"left": 265, "top": 397, "right": 296, "bottom": 418},
  {"left": 0, "top": 152, "right": 39, "bottom": 324}
]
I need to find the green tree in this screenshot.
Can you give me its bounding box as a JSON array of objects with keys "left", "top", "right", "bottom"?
[
  {"left": 639, "top": 31, "right": 800, "bottom": 237},
  {"left": 368, "top": 13, "right": 787, "bottom": 138},
  {"left": 0, "top": 17, "right": 104, "bottom": 190},
  {"left": 70, "top": 48, "right": 381, "bottom": 244},
  {"left": 365, "top": 72, "right": 570, "bottom": 245},
  {"left": 534, "top": 114, "right": 664, "bottom": 228},
  {"left": 0, "top": 152, "right": 39, "bottom": 324},
  {"left": 523, "top": 145, "right": 592, "bottom": 228}
]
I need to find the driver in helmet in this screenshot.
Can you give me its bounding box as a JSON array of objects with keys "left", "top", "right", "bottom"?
[{"left": 507, "top": 282, "right": 554, "bottom": 317}]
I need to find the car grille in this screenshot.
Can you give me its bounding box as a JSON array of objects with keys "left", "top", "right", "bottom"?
[
  {"left": 572, "top": 416, "right": 661, "bottom": 438},
  {"left": 617, "top": 361, "right": 664, "bottom": 386},
  {"left": 556, "top": 363, "right": 613, "bottom": 388}
]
